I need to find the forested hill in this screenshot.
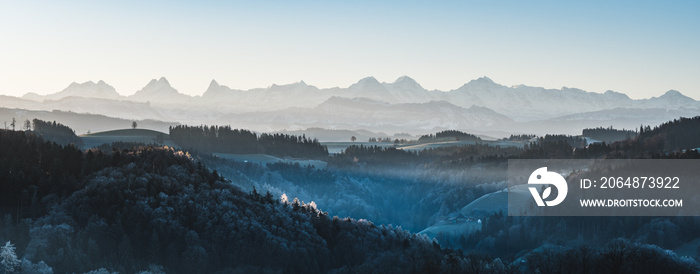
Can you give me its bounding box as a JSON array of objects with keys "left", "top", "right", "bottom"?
[
  {"left": 0, "top": 129, "right": 494, "bottom": 273},
  {"left": 418, "top": 130, "right": 481, "bottom": 143},
  {"left": 582, "top": 126, "right": 637, "bottom": 143},
  {"left": 169, "top": 125, "right": 328, "bottom": 159},
  {"left": 32, "top": 118, "right": 83, "bottom": 147},
  {"left": 636, "top": 116, "right": 700, "bottom": 151}
]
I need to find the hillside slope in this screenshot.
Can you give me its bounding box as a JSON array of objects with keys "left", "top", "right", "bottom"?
[{"left": 0, "top": 130, "right": 493, "bottom": 273}]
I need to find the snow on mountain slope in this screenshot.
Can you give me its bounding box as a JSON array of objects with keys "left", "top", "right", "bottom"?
[
  {"left": 347, "top": 76, "right": 397, "bottom": 103},
  {"left": 202, "top": 79, "right": 332, "bottom": 111},
  {"left": 129, "top": 77, "right": 193, "bottom": 105},
  {"left": 449, "top": 77, "right": 614, "bottom": 120},
  {"left": 25, "top": 80, "right": 123, "bottom": 101},
  {"left": 202, "top": 79, "right": 239, "bottom": 98},
  {"left": 382, "top": 76, "right": 442, "bottom": 103},
  {"left": 640, "top": 90, "right": 698, "bottom": 109},
  {"left": 198, "top": 76, "right": 698, "bottom": 122}
]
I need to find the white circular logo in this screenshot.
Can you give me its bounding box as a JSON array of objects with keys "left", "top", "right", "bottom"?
[{"left": 528, "top": 167, "right": 568, "bottom": 206}]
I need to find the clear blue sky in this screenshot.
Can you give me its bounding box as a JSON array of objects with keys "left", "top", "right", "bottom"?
[{"left": 0, "top": 0, "right": 698, "bottom": 99}]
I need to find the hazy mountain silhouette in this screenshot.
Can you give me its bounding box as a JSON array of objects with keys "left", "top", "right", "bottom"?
[
  {"left": 4, "top": 76, "right": 698, "bottom": 136},
  {"left": 183, "top": 96, "right": 512, "bottom": 135},
  {"left": 128, "top": 77, "right": 194, "bottom": 106},
  {"left": 24, "top": 80, "right": 121, "bottom": 101}
]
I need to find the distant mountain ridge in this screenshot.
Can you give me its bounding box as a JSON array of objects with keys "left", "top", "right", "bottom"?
[
  {"left": 3, "top": 76, "right": 698, "bottom": 137},
  {"left": 24, "top": 80, "right": 122, "bottom": 101},
  {"left": 128, "top": 77, "right": 195, "bottom": 106},
  {"left": 211, "top": 96, "right": 513, "bottom": 134},
  {"left": 20, "top": 76, "right": 696, "bottom": 118}
]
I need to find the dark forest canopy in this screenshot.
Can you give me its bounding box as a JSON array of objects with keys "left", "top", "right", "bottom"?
[
  {"left": 32, "top": 118, "right": 83, "bottom": 147},
  {"left": 419, "top": 130, "right": 481, "bottom": 143},
  {"left": 169, "top": 125, "right": 328, "bottom": 159},
  {"left": 2, "top": 128, "right": 698, "bottom": 273},
  {"left": 0, "top": 129, "right": 495, "bottom": 273},
  {"left": 582, "top": 126, "right": 637, "bottom": 143},
  {"left": 2, "top": 116, "right": 700, "bottom": 272},
  {"left": 329, "top": 145, "right": 419, "bottom": 168},
  {"left": 571, "top": 116, "right": 700, "bottom": 159},
  {"left": 328, "top": 143, "right": 520, "bottom": 169},
  {"left": 505, "top": 134, "right": 536, "bottom": 142},
  {"left": 636, "top": 116, "right": 700, "bottom": 152},
  {"left": 331, "top": 117, "right": 700, "bottom": 165}
]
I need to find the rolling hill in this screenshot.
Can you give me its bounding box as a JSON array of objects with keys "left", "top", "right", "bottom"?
[
  {"left": 80, "top": 128, "right": 171, "bottom": 148},
  {"left": 0, "top": 107, "right": 178, "bottom": 135}
]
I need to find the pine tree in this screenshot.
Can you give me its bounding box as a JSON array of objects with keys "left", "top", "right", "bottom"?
[{"left": 0, "top": 241, "right": 20, "bottom": 273}]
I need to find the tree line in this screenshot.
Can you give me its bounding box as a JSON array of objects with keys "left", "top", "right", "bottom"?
[
  {"left": 582, "top": 126, "right": 637, "bottom": 143},
  {"left": 169, "top": 125, "right": 328, "bottom": 159},
  {"left": 419, "top": 130, "right": 481, "bottom": 143},
  {"left": 636, "top": 116, "right": 700, "bottom": 152},
  {"left": 32, "top": 119, "right": 83, "bottom": 147},
  {"left": 523, "top": 117, "right": 700, "bottom": 159}
]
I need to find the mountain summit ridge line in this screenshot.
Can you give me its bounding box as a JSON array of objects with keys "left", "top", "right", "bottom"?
[{"left": 17, "top": 76, "right": 695, "bottom": 101}]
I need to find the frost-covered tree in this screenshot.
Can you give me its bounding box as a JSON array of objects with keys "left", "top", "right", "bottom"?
[
  {"left": 19, "top": 259, "right": 53, "bottom": 274},
  {"left": 0, "top": 241, "right": 20, "bottom": 273},
  {"left": 84, "top": 268, "right": 118, "bottom": 274}
]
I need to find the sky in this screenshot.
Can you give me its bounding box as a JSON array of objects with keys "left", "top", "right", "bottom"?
[{"left": 0, "top": 0, "right": 698, "bottom": 99}]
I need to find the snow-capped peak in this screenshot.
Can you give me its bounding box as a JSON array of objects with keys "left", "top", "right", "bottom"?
[
  {"left": 129, "top": 77, "right": 187, "bottom": 104},
  {"left": 603, "top": 90, "right": 631, "bottom": 100},
  {"left": 141, "top": 77, "right": 174, "bottom": 92},
  {"left": 472, "top": 76, "right": 495, "bottom": 84},
  {"left": 349, "top": 76, "right": 384, "bottom": 90},
  {"left": 457, "top": 77, "right": 501, "bottom": 92},
  {"left": 345, "top": 76, "right": 396, "bottom": 102},
  {"left": 651, "top": 90, "right": 695, "bottom": 102},
  {"left": 356, "top": 76, "right": 379, "bottom": 84},
  {"left": 41, "top": 80, "right": 122, "bottom": 100},
  {"left": 389, "top": 76, "right": 424, "bottom": 89},
  {"left": 393, "top": 75, "right": 416, "bottom": 84},
  {"left": 203, "top": 79, "right": 243, "bottom": 99},
  {"left": 661, "top": 90, "right": 685, "bottom": 98},
  {"left": 208, "top": 79, "right": 220, "bottom": 90}
]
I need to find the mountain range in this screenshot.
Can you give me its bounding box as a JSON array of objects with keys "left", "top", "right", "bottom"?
[{"left": 4, "top": 76, "right": 698, "bottom": 137}]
